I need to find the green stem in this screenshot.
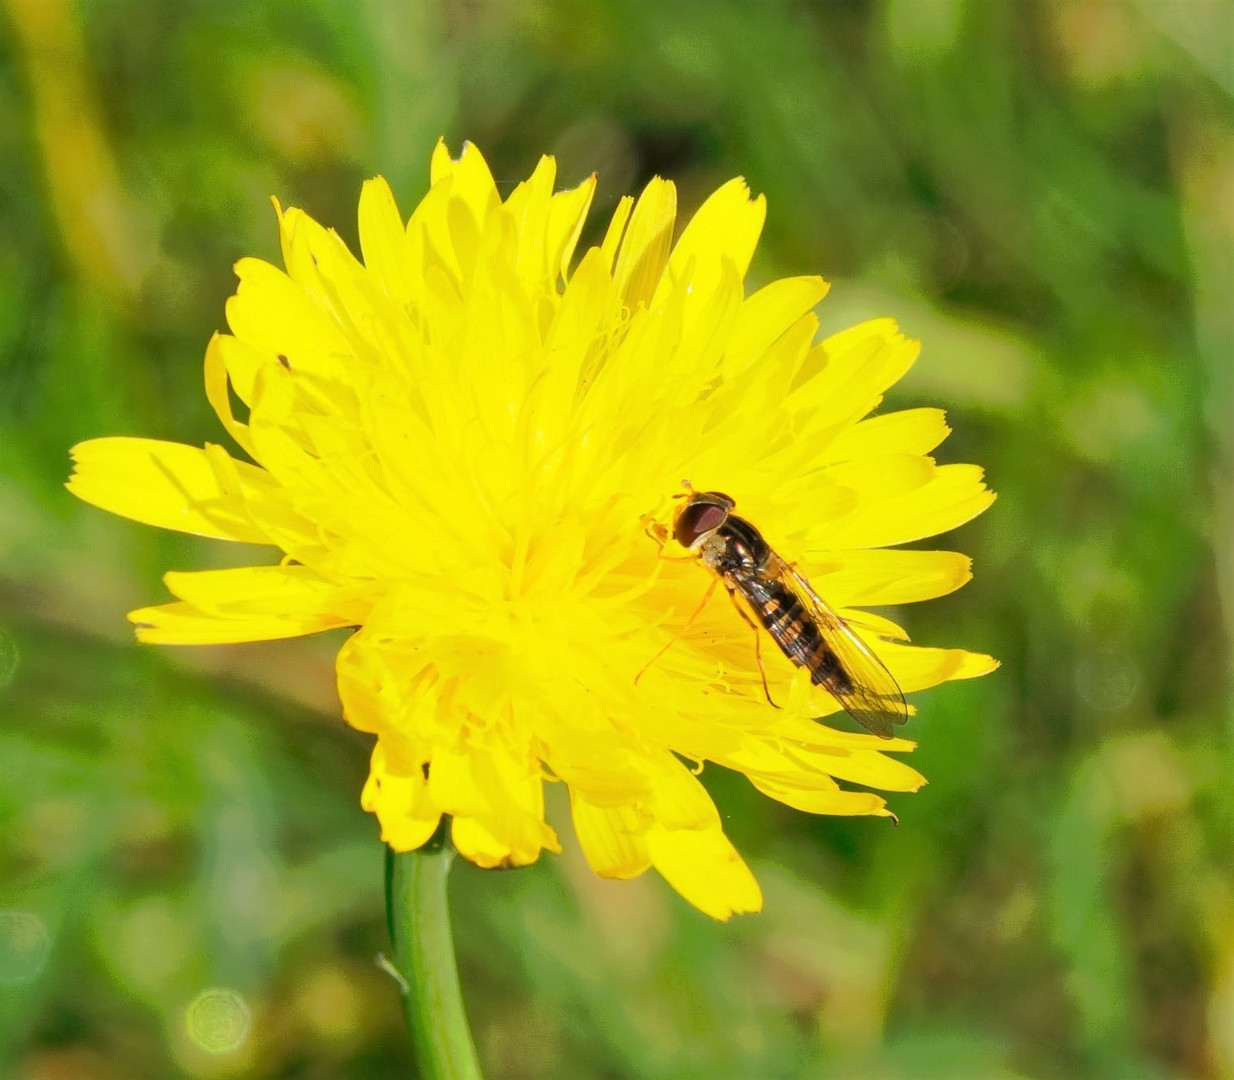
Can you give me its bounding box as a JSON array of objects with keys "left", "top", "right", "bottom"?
[{"left": 385, "top": 823, "right": 483, "bottom": 1080}]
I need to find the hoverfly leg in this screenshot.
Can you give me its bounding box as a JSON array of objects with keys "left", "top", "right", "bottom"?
[
  {"left": 724, "top": 588, "right": 781, "bottom": 708},
  {"left": 754, "top": 627, "right": 780, "bottom": 709},
  {"left": 634, "top": 576, "right": 718, "bottom": 685},
  {"left": 641, "top": 513, "right": 669, "bottom": 547},
  {"left": 641, "top": 514, "right": 696, "bottom": 562}
]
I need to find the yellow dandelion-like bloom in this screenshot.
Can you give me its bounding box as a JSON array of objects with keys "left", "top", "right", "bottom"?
[{"left": 68, "top": 141, "right": 996, "bottom": 919}]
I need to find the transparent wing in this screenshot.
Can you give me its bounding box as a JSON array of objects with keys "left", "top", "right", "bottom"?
[{"left": 780, "top": 561, "right": 909, "bottom": 738}]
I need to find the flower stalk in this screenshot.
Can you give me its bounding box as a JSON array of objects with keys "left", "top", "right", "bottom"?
[{"left": 386, "top": 823, "right": 482, "bottom": 1080}]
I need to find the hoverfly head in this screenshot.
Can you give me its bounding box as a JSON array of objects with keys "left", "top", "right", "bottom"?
[{"left": 673, "top": 490, "right": 735, "bottom": 549}]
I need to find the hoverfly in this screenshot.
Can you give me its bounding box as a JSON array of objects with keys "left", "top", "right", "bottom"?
[{"left": 643, "top": 485, "right": 908, "bottom": 738}]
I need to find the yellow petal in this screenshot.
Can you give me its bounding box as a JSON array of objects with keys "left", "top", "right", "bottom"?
[
  {"left": 817, "top": 464, "right": 996, "bottom": 550},
  {"left": 725, "top": 275, "right": 830, "bottom": 374},
  {"left": 646, "top": 824, "right": 762, "bottom": 920},
  {"left": 826, "top": 453, "right": 937, "bottom": 498},
  {"left": 428, "top": 744, "right": 492, "bottom": 818},
  {"left": 954, "top": 650, "right": 1000, "bottom": 679},
  {"left": 547, "top": 172, "right": 597, "bottom": 280},
  {"left": 839, "top": 608, "right": 910, "bottom": 642},
  {"left": 613, "top": 176, "right": 676, "bottom": 311},
  {"left": 365, "top": 793, "right": 440, "bottom": 851},
  {"left": 362, "top": 741, "right": 441, "bottom": 851},
  {"left": 535, "top": 247, "right": 613, "bottom": 429},
  {"left": 274, "top": 205, "right": 380, "bottom": 349},
  {"left": 429, "top": 137, "right": 453, "bottom": 185},
  {"left": 468, "top": 750, "right": 561, "bottom": 862},
  {"left": 161, "top": 563, "right": 369, "bottom": 620},
  {"left": 725, "top": 734, "right": 923, "bottom": 796},
  {"left": 277, "top": 201, "right": 364, "bottom": 296},
  {"left": 451, "top": 815, "right": 520, "bottom": 868},
  {"left": 335, "top": 631, "right": 396, "bottom": 736},
  {"left": 599, "top": 194, "right": 633, "bottom": 270},
  {"left": 358, "top": 176, "right": 411, "bottom": 303},
  {"left": 127, "top": 599, "right": 354, "bottom": 644},
  {"left": 68, "top": 437, "right": 274, "bottom": 543},
  {"left": 774, "top": 716, "right": 918, "bottom": 754},
  {"left": 749, "top": 776, "right": 892, "bottom": 816},
  {"left": 668, "top": 177, "right": 766, "bottom": 280},
  {"left": 569, "top": 793, "right": 651, "bottom": 879},
  {"left": 225, "top": 257, "right": 353, "bottom": 380},
  {"left": 452, "top": 808, "right": 552, "bottom": 869},
  {"left": 209, "top": 332, "right": 269, "bottom": 404},
  {"left": 429, "top": 140, "right": 500, "bottom": 227},
  {"left": 501, "top": 155, "right": 555, "bottom": 288},
  {"left": 826, "top": 407, "right": 951, "bottom": 461},
  {"left": 655, "top": 178, "right": 767, "bottom": 322},
  {"left": 875, "top": 642, "right": 1000, "bottom": 693},
  {"left": 646, "top": 753, "right": 721, "bottom": 831},
  {"left": 203, "top": 333, "right": 258, "bottom": 459},
  {"left": 790, "top": 318, "right": 920, "bottom": 430},
  {"left": 803, "top": 549, "right": 973, "bottom": 607},
  {"left": 785, "top": 743, "right": 926, "bottom": 792}
]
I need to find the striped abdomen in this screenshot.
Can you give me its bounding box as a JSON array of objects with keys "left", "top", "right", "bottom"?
[{"left": 732, "top": 572, "right": 854, "bottom": 694}]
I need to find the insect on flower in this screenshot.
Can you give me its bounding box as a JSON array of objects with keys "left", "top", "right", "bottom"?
[{"left": 642, "top": 484, "right": 909, "bottom": 738}]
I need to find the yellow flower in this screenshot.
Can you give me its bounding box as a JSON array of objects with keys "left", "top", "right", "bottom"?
[{"left": 68, "top": 141, "right": 996, "bottom": 919}]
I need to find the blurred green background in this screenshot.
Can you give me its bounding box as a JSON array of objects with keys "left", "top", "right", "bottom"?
[{"left": 2, "top": 0, "right": 1232, "bottom": 1077}]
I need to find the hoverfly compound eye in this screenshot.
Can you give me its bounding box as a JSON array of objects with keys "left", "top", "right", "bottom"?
[
  {"left": 703, "top": 491, "right": 736, "bottom": 509},
  {"left": 673, "top": 499, "right": 730, "bottom": 548}
]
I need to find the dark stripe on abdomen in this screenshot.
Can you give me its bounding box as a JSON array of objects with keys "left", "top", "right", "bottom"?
[
  {"left": 807, "top": 645, "right": 852, "bottom": 692},
  {"left": 758, "top": 592, "right": 802, "bottom": 635},
  {"left": 741, "top": 578, "right": 798, "bottom": 637},
  {"left": 737, "top": 575, "right": 854, "bottom": 693}
]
